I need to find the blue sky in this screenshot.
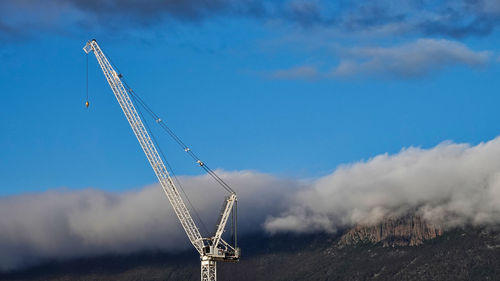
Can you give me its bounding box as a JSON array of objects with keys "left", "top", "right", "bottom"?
[{"left": 2, "top": 0, "right": 500, "bottom": 195}]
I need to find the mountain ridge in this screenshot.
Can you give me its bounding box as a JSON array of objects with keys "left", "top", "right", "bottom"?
[{"left": 1, "top": 218, "right": 499, "bottom": 281}]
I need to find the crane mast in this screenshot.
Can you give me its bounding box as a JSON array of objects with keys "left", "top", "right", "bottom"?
[{"left": 84, "top": 39, "right": 239, "bottom": 281}]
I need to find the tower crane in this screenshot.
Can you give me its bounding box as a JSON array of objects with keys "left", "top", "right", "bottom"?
[{"left": 83, "top": 39, "right": 240, "bottom": 281}]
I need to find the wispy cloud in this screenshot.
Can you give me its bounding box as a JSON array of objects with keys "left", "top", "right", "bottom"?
[
  {"left": 333, "top": 38, "right": 490, "bottom": 78},
  {"left": 270, "top": 38, "right": 490, "bottom": 79},
  {"left": 270, "top": 65, "right": 320, "bottom": 80}
]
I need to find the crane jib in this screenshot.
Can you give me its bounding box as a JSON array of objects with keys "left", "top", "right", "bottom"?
[{"left": 83, "top": 39, "right": 240, "bottom": 281}]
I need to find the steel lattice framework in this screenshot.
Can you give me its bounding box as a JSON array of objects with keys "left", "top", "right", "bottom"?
[{"left": 84, "top": 40, "right": 239, "bottom": 281}]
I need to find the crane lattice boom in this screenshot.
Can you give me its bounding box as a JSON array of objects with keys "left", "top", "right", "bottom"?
[{"left": 83, "top": 40, "right": 239, "bottom": 281}]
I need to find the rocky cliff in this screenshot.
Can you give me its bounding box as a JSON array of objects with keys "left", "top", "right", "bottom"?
[{"left": 339, "top": 214, "right": 443, "bottom": 247}]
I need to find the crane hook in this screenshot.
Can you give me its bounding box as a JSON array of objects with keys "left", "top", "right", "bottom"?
[{"left": 85, "top": 101, "right": 90, "bottom": 108}]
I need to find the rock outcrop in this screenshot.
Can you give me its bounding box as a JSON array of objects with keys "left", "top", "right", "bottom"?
[{"left": 339, "top": 214, "right": 443, "bottom": 247}]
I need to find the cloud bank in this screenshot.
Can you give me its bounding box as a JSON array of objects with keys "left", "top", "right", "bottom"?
[
  {"left": 0, "top": 171, "right": 298, "bottom": 271},
  {"left": 265, "top": 137, "right": 500, "bottom": 233},
  {"left": 3, "top": 136, "right": 500, "bottom": 270}
]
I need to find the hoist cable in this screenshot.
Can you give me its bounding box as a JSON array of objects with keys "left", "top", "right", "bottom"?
[
  {"left": 127, "top": 86, "right": 234, "bottom": 194},
  {"left": 124, "top": 84, "right": 235, "bottom": 194},
  {"left": 102, "top": 46, "right": 233, "bottom": 225},
  {"left": 86, "top": 54, "right": 88, "bottom": 101},
  {"left": 131, "top": 93, "right": 210, "bottom": 235},
  {"left": 91, "top": 44, "right": 238, "bottom": 246},
  {"left": 85, "top": 53, "right": 89, "bottom": 108}
]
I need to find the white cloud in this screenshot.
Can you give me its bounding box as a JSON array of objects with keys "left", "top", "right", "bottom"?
[
  {"left": 4, "top": 136, "right": 500, "bottom": 270},
  {"left": 0, "top": 170, "right": 298, "bottom": 270},
  {"left": 265, "top": 137, "right": 500, "bottom": 233}
]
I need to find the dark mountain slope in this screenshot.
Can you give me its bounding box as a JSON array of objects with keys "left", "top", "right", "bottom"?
[{"left": 1, "top": 227, "right": 499, "bottom": 281}]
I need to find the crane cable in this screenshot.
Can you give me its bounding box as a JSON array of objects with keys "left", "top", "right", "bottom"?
[
  {"left": 86, "top": 53, "right": 208, "bottom": 234},
  {"left": 126, "top": 82, "right": 237, "bottom": 239},
  {"left": 89, "top": 47, "right": 235, "bottom": 238},
  {"left": 103, "top": 53, "right": 234, "bottom": 194},
  {"left": 85, "top": 54, "right": 90, "bottom": 108},
  {"left": 125, "top": 84, "right": 235, "bottom": 194},
  {"left": 131, "top": 93, "right": 210, "bottom": 236}
]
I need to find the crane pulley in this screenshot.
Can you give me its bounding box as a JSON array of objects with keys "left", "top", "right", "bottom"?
[{"left": 83, "top": 39, "right": 240, "bottom": 281}]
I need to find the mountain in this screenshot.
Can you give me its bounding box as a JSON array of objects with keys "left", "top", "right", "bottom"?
[
  {"left": 339, "top": 214, "right": 443, "bottom": 247},
  {"left": 1, "top": 216, "right": 499, "bottom": 281}
]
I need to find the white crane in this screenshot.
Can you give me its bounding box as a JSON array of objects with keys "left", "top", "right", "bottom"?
[{"left": 83, "top": 39, "right": 240, "bottom": 281}]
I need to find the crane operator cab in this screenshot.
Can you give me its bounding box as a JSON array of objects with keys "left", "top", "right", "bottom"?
[{"left": 203, "top": 240, "right": 240, "bottom": 262}]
